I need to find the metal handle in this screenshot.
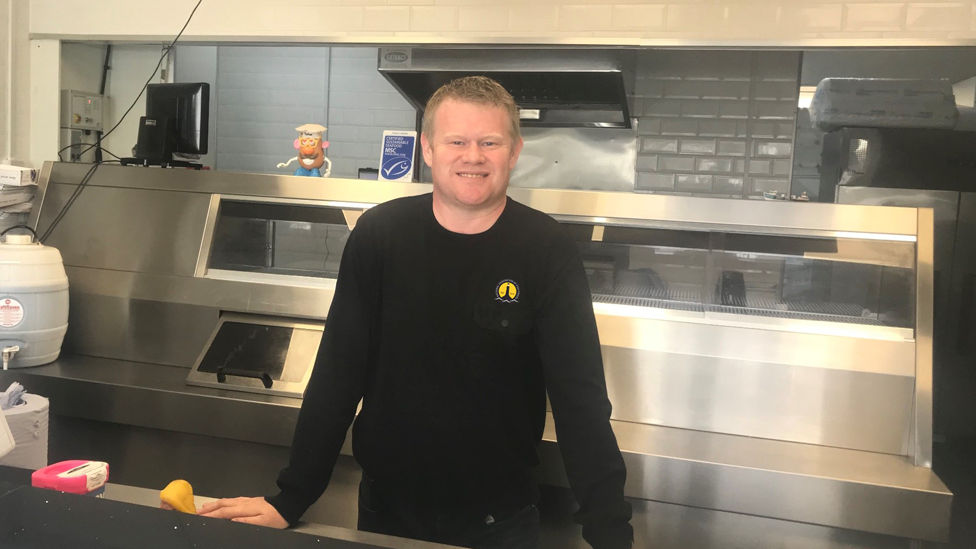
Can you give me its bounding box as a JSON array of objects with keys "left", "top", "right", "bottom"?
[
  {"left": 2, "top": 346, "right": 19, "bottom": 371},
  {"left": 957, "top": 273, "right": 976, "bottom": 355},
  {"left": 216, "top": 367, "right": 273, "bottom": 389}
]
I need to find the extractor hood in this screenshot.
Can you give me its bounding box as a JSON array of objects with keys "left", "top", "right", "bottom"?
[{"left": 378, "top": 48, "right": 634, "bottom": 129}]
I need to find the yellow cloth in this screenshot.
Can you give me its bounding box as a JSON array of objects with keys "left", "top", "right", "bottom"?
[{"left": 160, "top": 479, "right": 196, "bottom": 514}]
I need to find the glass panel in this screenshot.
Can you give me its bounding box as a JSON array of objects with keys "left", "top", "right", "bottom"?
[
  {"left": 564, "top": 221, "right": 916, "bottom": 329},
  {"left": 208, "top": 200, "right": 352, "bottom": 278},
  {"left": 564, "top": 223, "right": 710, "bottom": 313},
  {"left": 713, "top": 234, "right": 915, "bottom": 328}
]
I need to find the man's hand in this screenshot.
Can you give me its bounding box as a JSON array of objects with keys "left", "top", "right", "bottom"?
[{"left": 198, "top": 497, "right": 289, "bottom": 528}]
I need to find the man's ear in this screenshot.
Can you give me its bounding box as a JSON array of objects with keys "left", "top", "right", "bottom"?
[
  {"left": 420, "top": 133, "right": 433, "bottom": 167},
  {"left": 509, "top": 136, "right": 524, "bottom": 170}
]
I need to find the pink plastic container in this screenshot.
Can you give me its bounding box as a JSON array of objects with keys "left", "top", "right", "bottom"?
[{"left": 31, "top": 460, "right": 109, "bottom": 495}]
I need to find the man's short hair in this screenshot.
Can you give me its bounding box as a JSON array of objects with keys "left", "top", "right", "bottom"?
[{"left": 421, "top": 76, "right": 520, "bottom": 144}]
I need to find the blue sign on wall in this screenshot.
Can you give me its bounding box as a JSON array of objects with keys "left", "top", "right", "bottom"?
[{"left": 379, "top": 131, "right": 417, "bottom": 182}]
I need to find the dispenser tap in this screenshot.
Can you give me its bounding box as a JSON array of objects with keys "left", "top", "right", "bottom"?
[{"left": 2, "top": 346, "right": 19, "bottom": 370}]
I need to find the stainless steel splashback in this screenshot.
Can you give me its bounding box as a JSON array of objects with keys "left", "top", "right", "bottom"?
[
  {"left": 418, "top": 127, "right": 640, "bottom": 193},
  {"left": 509, "top": 127, "right": 637, "bottom": 192}
]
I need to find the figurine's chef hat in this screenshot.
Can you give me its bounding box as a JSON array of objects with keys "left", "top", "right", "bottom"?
[{"left": 296, "top": 123, "right": 327, "bottom": 138}]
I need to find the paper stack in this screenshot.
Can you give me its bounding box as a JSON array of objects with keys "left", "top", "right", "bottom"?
[{"left": 0, "top": 165, "right": 36, "bottom": 232}]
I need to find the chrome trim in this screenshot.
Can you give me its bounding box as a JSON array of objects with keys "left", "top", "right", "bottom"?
[
  {"left": 832, "top": 231, "right": 917, "bottom": 243},
  {"left": 217, "top": 193, "right": 379, "bottom": 211},
  {"left": 193, "top": 193, "right": 221, "bottom": 278},
  {"left": 39, "top": 164, "right": 918, "bottom": 236},
  {"left": 204, "top": 268, "right": 338, "bottom": 289},
  {"left": 41, "top": 162, "right": 432, "bottom": 202},
  {"left": 554, "top": 215, "right": 919, "bottom": 242},
  {"left": 594, "top": 302, "right": 915, "bottom": 342},
  {"left": 914, "top": 207, "right": 935, "bottom": 467}
]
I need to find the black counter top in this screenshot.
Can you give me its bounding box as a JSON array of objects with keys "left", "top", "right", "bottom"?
[{"left": 0, "top": 466, "right": 458, "bottom": 549}]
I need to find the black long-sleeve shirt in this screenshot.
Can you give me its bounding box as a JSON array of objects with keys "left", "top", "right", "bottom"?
[{"left": 266, "top": 193, "right": 632, "bottom": 549}]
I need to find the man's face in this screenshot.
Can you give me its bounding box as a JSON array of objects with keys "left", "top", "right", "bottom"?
[{"left": 421, "top": 99, "right": 523, "bottom": 212}]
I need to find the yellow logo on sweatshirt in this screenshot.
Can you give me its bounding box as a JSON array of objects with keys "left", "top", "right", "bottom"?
[{"left": 495, "top": 280, "right": 519, "bottom": 303}]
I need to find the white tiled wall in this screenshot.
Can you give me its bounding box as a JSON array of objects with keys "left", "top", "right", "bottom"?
[
  {"left": 907, "top": 3, "right": 973, "bottom": 31},
  {"left": 0, "top": 0, "right": 9, "bottom": 162},
  {"left": 6, "top": 0, "right": 31, "bottom": 164},
  {"left": 28, "top": 1, "right": 976, "bottom": 42},
  {"left": 634, "top": 51, "right": 800, "bottom": 198},
  {"left": 326, "top": 47, "right": 416, "bottom": 178},
  {"left": 845, "top": 4, "right": 910, "bottom": 31},
  {"left": 19, "top": 0, "right": 976, "bottom": 169}
]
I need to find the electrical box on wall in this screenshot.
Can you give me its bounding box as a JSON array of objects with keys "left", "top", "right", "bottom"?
[{"left": 60, "top": 90, "right": 104, "bottom": 131}]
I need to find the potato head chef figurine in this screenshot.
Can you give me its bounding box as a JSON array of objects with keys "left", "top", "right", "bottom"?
[{"left": 277, "top": 123, "right": 332, "bottom": 177}]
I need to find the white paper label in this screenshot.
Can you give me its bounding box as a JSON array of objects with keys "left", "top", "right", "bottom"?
[
  {"left": 57, "top": 461, "right": 109, "bottom": 492},
  {"left": 86, "top": 467, "right": 108, "bottom": 492},
  {"left": 0, "top": 298, "right": 24, "bottom": 328}
]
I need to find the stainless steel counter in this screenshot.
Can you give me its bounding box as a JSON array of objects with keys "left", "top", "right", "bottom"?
[
  {"left": 0, "top": 354, "right": 953, "bottom": 546},
  {"left": 14, "top": 162, "right": 953, "bottom": 544}
]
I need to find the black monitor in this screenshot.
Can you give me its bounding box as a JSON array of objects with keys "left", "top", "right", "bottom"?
[{"left": 127, "top": 82, "right": 209, "bottom": 168}]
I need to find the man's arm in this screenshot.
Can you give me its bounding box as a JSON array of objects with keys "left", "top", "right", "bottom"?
[
  {"left": 536, "top": 235, "right": 633, "bottom": 549},
  {"left": 264, "top": 222, "right": 381, "bottom": 525}
]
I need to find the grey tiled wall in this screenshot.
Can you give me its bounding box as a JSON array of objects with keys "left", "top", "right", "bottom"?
[
  {"left": 194, "top": 46, "right": 416, "bottom": 177},
  {"left": 791, "top": 108, "right": 825, "bottom": 200},
  {"left": 633, "top": 50, "right": 800, "bottom": 198},
  {"left": 215, "top": 46, "right": 330, "bottom": 174},
  {"left": 326, "top": 47, "right": 416, "bottom": 179}
]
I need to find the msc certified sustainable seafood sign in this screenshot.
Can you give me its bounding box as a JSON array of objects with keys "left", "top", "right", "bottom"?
[{"left": 378, "top": 130, "right": 417, "bottom": 182}]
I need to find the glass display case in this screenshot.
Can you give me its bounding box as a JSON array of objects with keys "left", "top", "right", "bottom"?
[
  {"left": 208, "top": 197, "right": 917, "bottom": 333},
  {"left": 561, "top": 221, "right": 916, "bottom": 331},
  {"left": 203, "top": 196, "right": 917, "bottom": 332},
  {"left": 208, "top": 199, "right": 353, "bottom": 279}
]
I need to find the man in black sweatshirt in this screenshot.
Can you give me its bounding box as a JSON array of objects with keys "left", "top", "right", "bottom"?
[{"left": 200, "top": 76, "right": 633, "bottom": 549}]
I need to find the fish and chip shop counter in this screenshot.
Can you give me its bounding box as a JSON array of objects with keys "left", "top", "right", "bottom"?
[{"left": 0, "top": 161, "right": 952, "bottom": 549}]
